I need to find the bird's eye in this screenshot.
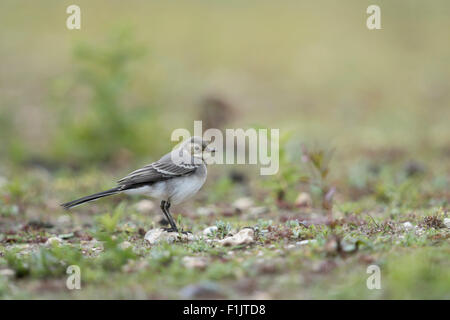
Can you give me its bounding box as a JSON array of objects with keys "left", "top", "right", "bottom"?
[{"left": 190, "top": 143, "right": 201, "bottom": 154}]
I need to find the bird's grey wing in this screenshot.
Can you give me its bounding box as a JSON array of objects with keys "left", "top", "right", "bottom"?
[{"left": 117, "top": 157, "right": 199, "bottom": 188}]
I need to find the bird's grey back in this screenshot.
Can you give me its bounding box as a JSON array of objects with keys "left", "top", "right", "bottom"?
[{"left": 117, "top": 146, "right": 201, "bottom": 190}]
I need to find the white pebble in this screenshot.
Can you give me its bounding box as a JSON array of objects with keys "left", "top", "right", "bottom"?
[
  {"left": 182, "top": 256, "right": 207, "bottom": 269},
  {"left": 443, "top": 218, "right": 450, "bottom": 228},
  {"left": 203, "top": 226, "right": 218, "bottom": 236},
  {"left": 296, "top": 239, "right": 317, "bottom": 246},
  {"left": 295, "top": 192, "right": 312, "bottom": 208},
  {"left": 135, "top": 200, "right": 155, "bottom": 214},
  {"left": 45, "top": 237, "right": 63, "bottom": 246},
  {"left": 402, "top": 222, "right": 414, "bottom": 230},
  {"left": 119, "top": 241, "right": 132, "bottom": 249},
  {"left": 144, "top": 228, "right": 196, "bottom": 245},
  {"left": 196, "top": 207, "right": 216, "bottom": 216},
  {"left": 218, "top": 228, "right": 254, "bottom": 246},
  {"left": 232, "top": 197, "right": 254, "bottom": 211},
  {"left": 0, "top": 269, "right": 15, "bottom": 277}
]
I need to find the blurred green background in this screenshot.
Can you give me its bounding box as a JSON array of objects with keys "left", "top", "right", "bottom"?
[{"left": 1, "top": 0, "right": 449, "bottom": 170}]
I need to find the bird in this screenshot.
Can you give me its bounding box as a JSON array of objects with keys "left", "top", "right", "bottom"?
[{"left": 61, "top": 136, "right": 214, "bottom": 233}]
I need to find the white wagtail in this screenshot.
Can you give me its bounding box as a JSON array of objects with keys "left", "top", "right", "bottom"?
[{"left": 61, "top": 136, "right": 214, "bottom": 232}]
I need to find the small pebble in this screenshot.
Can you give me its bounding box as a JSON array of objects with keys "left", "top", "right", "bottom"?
[
  {"left": 443, "top": 218, "right": 450, "bottom": 229},
  {"left": 196, "top": 207, "right": 216, "bottom": 216},
  {"left": 179, "top": 281, "right": 224, "bottom": 299},
  {"left": 296, "top": 239, "right": 317, "bottom": 246},
  {"left": 135, "top": 200, "right": 155, "bottom": 214},
  {"left": 402, "top": 222, "right": 414, "bottom": 231},
  {"left": 182, "top": 256, "right": 207, "bottom": 270},
  {"left": 219, "top": 228, "right": 254, "bottom": 246},
  {"left": 232, "top": 197, "right": 254, "bottom": 211},
  {"left": 45, "top": 237, "right": 63, "bottom": 246},
  {"left": 144, "top": 228, "right": 196, "bottom": 245},
  {"left": 56, "top": 215, "right": 72, "bottom": 226},
  {"left": 119, "top": 241, "right": 132, "bottom": 250},
  {"left": 0, "top": 269, "right": 15, "bottom": 277},
  {"left": 295, "top": 192, "right": 312, "bottom": 208},
  {"left": 203, "top": 226, "right": 218, "bottom": 236}
]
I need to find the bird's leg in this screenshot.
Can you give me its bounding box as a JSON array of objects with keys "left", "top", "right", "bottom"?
[
  {"left": 165, "top": 201, "right": 192, "bottom": 235},
  {"left": 160, "top": 200, "right": 178, "bottom": 232},
  {"left": 164, "top": 201, "right": 179, "bottom": 232},
  {"left": 159, "top": 200, "right": 175, "bottom": 231}
]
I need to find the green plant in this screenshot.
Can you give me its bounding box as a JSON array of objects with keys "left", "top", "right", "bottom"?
[
  {"left": 49, "top": 26, "right": 164, "bottom": 166},
  {"left": 215, "top": 220, "right": 232, "bottom": 239},
  {"left": 96, "top": 202, "right": 126, "bottom": 233},
  {"left": 300, "top": 143, "right": 335, "bottom": 213},
  {"left": 261, "top": 131, "right": 304, "bottom": 205},
  {"left": 5, "top": 245, "right": 85, "bottom": 279}
]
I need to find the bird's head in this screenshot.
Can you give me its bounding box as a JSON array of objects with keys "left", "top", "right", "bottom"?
[{"left": 176, "top": 136, "right": 215, "bottom": 163}]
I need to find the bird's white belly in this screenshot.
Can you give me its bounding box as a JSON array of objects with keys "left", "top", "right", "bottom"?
[
  {"left": 123, "top": 183, "right": 168, "bottom": 200},
  {"left": 166, "top": 174, "right": 206, "bottom": 205},
  {"left": 123, "top": 175, "right": 206, "bottom": 205}
]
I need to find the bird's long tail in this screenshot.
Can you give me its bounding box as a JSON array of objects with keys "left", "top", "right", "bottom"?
[{"left": 61, "top": 187, "right": 121, "bottom": 209}]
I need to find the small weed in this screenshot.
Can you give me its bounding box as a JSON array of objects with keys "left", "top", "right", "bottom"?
[
  {"left": 421, "top": 216, "right": 445, "bottom": 229},
  {"left": 215, "top": 220, "right": 232, "bottom": 239},
  {"left": 96, "top": 202, "right": 126, "bottom": 233}
]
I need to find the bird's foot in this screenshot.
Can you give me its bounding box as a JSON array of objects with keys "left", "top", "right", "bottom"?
[
  {"left": 161, "top": 227, "right": 192, "bottom": 235},
  {"left": 161, "top": 227, "right": 178, "bottom": 233}
]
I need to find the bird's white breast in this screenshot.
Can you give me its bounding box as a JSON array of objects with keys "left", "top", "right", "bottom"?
[
  {"left": 123, "top": 165, "right": 207, "bottom": 205},
  {"left": 166, "top": 171, "right": 207, "bottom": 205}
]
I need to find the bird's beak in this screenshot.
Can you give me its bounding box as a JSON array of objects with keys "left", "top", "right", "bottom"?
[{"left": 205, "top": 146, "right": 216, "bottom": 154}]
